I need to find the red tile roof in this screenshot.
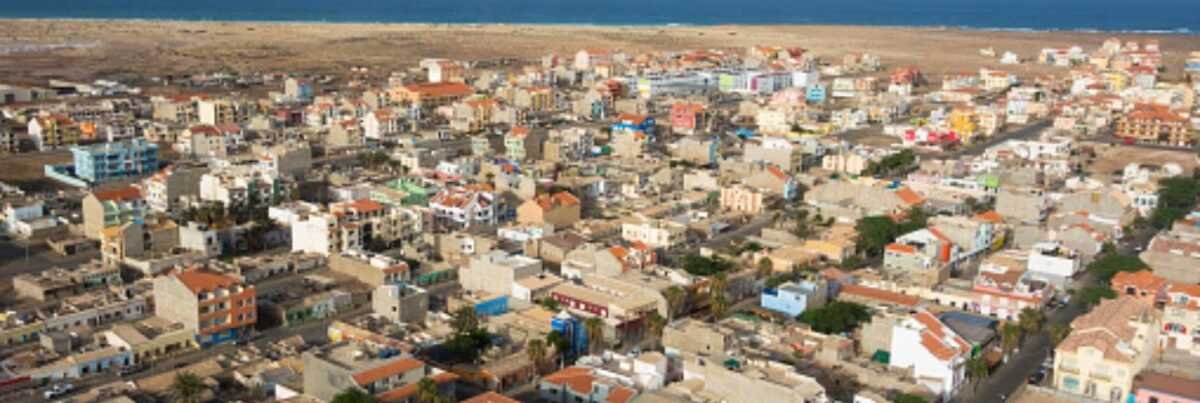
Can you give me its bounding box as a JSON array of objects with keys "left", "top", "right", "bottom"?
[
  {"left": 894, "top": 187, "right": 926, "bottom": 206},
  {"left": 839, "top": 284, "right": 920, "bottom": 307},
  {"left": 353, "top": 358, "right": 424, "bottom": 386},
  {"left": 174, "top": 268, "right": 243, "bottom": 295},
  {"left": 461, "top": 392, "right": 520, "bottom": 403},
  {"left": 93, "top": 186, "right": 142, "bottom": 202}
]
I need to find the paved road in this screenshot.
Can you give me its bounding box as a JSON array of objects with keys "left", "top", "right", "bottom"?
[
  {"left": 954, "top": 225, "right": 1159, "bottom": 403},
  {"left": 698, "top": 214, "right": 776, "bottom": 249},
  {"left": 952, "top": 284, "right": 1089, "bottom": 403}
]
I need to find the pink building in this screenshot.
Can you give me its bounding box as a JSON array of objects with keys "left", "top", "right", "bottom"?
[
  {"left": 669, "top": 103, "right": 706, "bottom": 134},
  {"left": 1132, "top": 371, "right": 1200, "bottom": 403}
]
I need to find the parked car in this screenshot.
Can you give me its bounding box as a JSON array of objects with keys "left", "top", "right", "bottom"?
[
  {"left": 44, "top": 383, "right": 74, "bottom": 399},
  {"left": 1028, "top": 370, "right": 1046, "bottom": 385}
]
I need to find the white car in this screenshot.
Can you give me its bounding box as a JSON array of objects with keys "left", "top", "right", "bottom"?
[{"left": 44, "top": 383, "right": 74, "bottom": 399}]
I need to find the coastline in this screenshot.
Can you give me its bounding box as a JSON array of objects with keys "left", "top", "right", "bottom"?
[{"left": 0, "top": 17, "right": 1196, "bottom": 35}]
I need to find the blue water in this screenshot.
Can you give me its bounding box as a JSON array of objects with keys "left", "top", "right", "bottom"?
[{"left": 0, "top": 0, "right": 1197, "bottom": 32}]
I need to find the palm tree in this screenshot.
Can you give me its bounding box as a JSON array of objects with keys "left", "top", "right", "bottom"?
[
  {"left": 663, "top": 286, "right": 687, "bottom": 319},
  {"left": 416, "top": 378, "right": 441, "bottom": 403},
  {"left": 966, "top": 357, "right": 990, "bottom": 391},
  {"left": 709, "top": 294, "right": 730, "bottom": 322},
  {"left": 526, "top": 339, "right": 547, "bottom": 374},
  {"left": 1049, "top": 324, "right": 1070, "bottom": 347},
  {"left": 546, "top": 330, "right": 569, "bottom": 368},
  {"left": 756, "top": 257, "right": 774, "bottom": 279},
  {"left": 451, "top": 306, "right": 479, "bottom": 335},
  {"left": 583, "top": 317, "right": 604, "bottom": 354},
  {"left": 1017, "top": 308, "right": 1046, "bottom": 342},
  {"left": 708, "top": 273, "right": 729, "bottom": 322},
  {"left": 645, "top": 311, "right": 667, "bottom": 347},
  {"left": 1001, "top": 322, "right": 1022, "bottom": 358},
  {"left": 331, "top": 387, "right": 377, "bottom": 403},
  {"left": 170, "top": 372, "right": 207, "bottom": 403}
]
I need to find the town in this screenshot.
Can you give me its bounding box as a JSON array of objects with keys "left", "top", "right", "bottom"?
[{"left": 0, "top": 36, "right": 1198, "bottom": 403}]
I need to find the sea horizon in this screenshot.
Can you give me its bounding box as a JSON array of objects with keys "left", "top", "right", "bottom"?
[{"left": 1, "top": 0, "right": 1199, "bottom": 33}]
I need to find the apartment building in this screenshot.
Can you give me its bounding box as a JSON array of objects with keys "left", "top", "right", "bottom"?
[
  {"left": 1054, "top": 296, "right": 1159, "bottom": 402},
  {"left": 153, "top": 268, "right": 257, "bottom": 347}
]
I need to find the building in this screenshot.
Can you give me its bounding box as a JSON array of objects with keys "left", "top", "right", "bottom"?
[
  {"left": 101, "top": 316, "right": 197, "bottom": 366},
  {"left": 1053, "top": 296, "right": 1159, "bottom": 402},
  {"left": 1026, "top": 242, "right": 1082, "bottom": 287},
  {"left": 81, "top": 186, "right": 145, "bottom": 240},
  {"left": 1116, "top": 105, "right": 1193, "bottom": 146},
  {"left": 1132, "top": 371, "right": 1200, "bottom": 403},
  {"left": 1160, "top": 282, "right": 1200, "bottom": 356},
  {"left": 372, "top": 284, "right": 429, "bottom": 325},
  {"left": 670, "top": 103, "right": 707, "bottom": 134},
  {"left": 28, "top": 114, "right": 80, "bottom": 150},
  {"left": 621, "top": 217, "right": 687, "bottom": 249},
  {"left": 153, "top": 268, "right": 257, "bottom": 347},
  {"left": 69, "top": 138, "right": 159, "bottom": 184},
  {"left": 390, "top": 82, "right": 474, "bottom": 108},
  {"left": 516, "top": 191, "right": 582, "bottom": 230},
  {"left": 889, "top": 311, "right": 971, "bottom": 400},
  {"left": 537, "top": 367, "right": 638, "bottom": 403},
  {"left": 302, "top": 342, "right": 456, "bottom": 403},
  {"left": 142, "top": 165, "right": 205, "bottom": 213},
  {"left": 429, "top": 185, "right": 498, "bottom": 229},
  {"left": 460, "top": 250, "right": 543, "bottom": 297},
  {"left": 329, "top": 251, "right": 412, "bottom": 288},
  {"left": 1140, "top": 231, "right": 1200, "bottom": 284},
  {"left": 720, "top": 185, "right": 766, "bottom": 215},
  {"left": 761, "top": 280, "right": 828, "bottom": 318},
  {"left": 13, "top": 262, "right": 122, "bottom": 301}
]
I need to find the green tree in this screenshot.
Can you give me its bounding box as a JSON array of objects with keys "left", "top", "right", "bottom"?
[
  {"left": 966, "top": 357, "right": 990, "bottom": 391},
  {"left": 894, "top": 393, "right": 927, "bottom": 403},
  {"left": 1017, "top": 307, "right": 1046, "bottom": 341},
  {"left": 663, "top": 286, "right": 687, "bottom": 319},
  {"left": 1049, "top": 324, "right": 1071, "bottom": 346},
  {"left": 1078, "top": 286, "right": 1118, "bottom": 307},
  {"left": 1087, "top": 255, "right": 1148, "bottom": 282},
  {"left": 855, "top": 216, "right": 901, "bottom": 256},
  {"left": 451, "top": 306, "right": 480, "bottom": 335},
  {"left": 1150, "top": 177, "right": 1200, "bottom": 229},
  {"left": 797, "top": 301, "right": 872, "bottom": 334},
  {"left": 1001, "top": 322, "right": 1022, "bottom": 357},
  {"left": 170, "top": 371, "right": 207, "bottom": 403},
  {"left": 546, "top": 330, "right": 569, "bottom": 366},
  {"left": 331, "top": 387, "right": 377, "bottom": 403},
  {"left": 682, "top": 254, "right": 733, "bottom": 276},
  {"left": 708, "top": 273, "right": 730, "bottom": 321}
]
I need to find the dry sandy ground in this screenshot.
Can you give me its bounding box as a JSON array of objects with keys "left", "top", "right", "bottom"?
[{"left": 2, "top": 20, "right": 1199, "bottom": 83}]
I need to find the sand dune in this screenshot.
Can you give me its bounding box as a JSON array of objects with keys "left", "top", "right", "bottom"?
[{"left": 0, "top": 19, "right": 1197, "bottom": 83}]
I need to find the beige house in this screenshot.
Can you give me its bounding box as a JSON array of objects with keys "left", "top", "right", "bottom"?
[
  {"left": 517, "top": 191, "right": 582, "bottom": 229},
  {"left": 1053, "top": 296, "right": 1159, "bottom": 402},
  {"left": 102, "top": 316, "right": 197, "bottom": 365},
  {"left": 720, "top": 185, "right": 766, "bottom": 215},
  {"left": 82, "top": 186, "right": 146, "bottom": 240}
]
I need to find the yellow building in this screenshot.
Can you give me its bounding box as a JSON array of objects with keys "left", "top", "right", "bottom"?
[
  {"left": 948, "top": 108, "right": 979, "bottom": 141},
  {"left": 0, "top": 315, "right": 44, "bottom": 347},
  {"left": 1053, "top": 296, "right": 1158, "bottom": 402},
  {"left": 102, "top": 316, "right": 198, "bottom": 365}
]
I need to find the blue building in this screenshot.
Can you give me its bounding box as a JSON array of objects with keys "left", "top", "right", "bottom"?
[
  {"left": 70, "top": 138, "right": 158, "bottom": 184},
  {"left": 612, "top": 114, "right": 656, "bottom": 136},
  {"left": 761, "top": 281, "right": 827, "bottom": 318},
  {"left": 474, "top": 295, "right": 509, "bottom": 317},
  {"left": 805, "top": 83, "right": 827, "bottom": 103},
  {"left": 550, "top": 311, "right": 588, "bottom": 359}
]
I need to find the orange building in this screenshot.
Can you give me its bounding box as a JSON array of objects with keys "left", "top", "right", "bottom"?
[{"left": 1116, "top": 105, "right": 1193, "bottom": 146}]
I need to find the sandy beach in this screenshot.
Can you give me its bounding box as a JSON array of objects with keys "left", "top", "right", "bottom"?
[{"left": 0, "top": 19, "right": 1198, "bottom": 84}]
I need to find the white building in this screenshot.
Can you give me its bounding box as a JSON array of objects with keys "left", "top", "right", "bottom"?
[
  {"left": 429, "top": 185, "right": 498, "bottom": 229},
  {"left": 1026, "top": 242, "right": 1081, "bottom": 286},
  {"left": 621, "top": 217, "right": 687, "bottom": 249},
  {"left": 889, "top": 311, "right": 970, "bottom": 400}
]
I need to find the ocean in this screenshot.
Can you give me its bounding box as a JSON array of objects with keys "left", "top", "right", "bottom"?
[{"left": 0, "top": 0, "right": 1197, "bottom": 32}]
